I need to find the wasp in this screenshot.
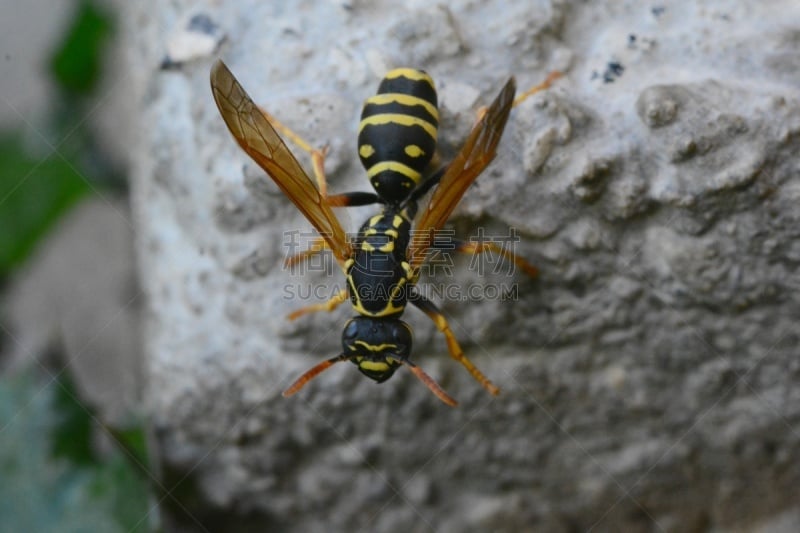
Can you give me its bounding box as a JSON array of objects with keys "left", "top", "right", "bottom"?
[{"left": 210, "top": 60, "right": 559, "bottom": 406}]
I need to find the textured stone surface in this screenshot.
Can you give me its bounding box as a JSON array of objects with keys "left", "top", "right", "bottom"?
[{"left": 129, "top": 0, "right": 800, "bottom": 531}]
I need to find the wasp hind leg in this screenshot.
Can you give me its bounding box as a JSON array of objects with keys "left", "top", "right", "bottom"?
[
  {"left": 325, "top": 191, "right": 381, "bottom": 208},
  {"left": 287, "top": 288, "right": 348, "bottom": 321},
  {"left": 512, "top": 70, "right": 563, "bottom": 108},
  {"left": 410, "top": 292, "right": 500, "bottom": 396},
  {"left": 258, "top": 106, "right": 331, "bottom": 197},
  {"left": 258, "top": 107, "right": 382, "bottom": 208},
  {"left": 450, "top": 239, "right": 538, "bottom": 278},
  {"left": 476, "top": 70, "right": 563, "bottom": 121}
]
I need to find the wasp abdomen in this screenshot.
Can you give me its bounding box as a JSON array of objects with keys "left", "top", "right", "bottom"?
[{"left": 358, "top": 68, "right": 439, "bottom": 203}]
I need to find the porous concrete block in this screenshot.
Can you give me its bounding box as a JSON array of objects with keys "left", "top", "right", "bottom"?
[{"left": 128, "top": 0, "right": 800, "bottom": 531}]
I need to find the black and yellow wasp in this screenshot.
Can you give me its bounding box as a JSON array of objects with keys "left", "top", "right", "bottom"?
[{"left": 210, "top": 60, "right": 558, "bottom": 406}]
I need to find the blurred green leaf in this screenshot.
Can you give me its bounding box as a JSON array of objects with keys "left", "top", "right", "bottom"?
[
  {"left": 0, "top": 373, "right": 152, "bottom": 532},
  {"left": 51, "top": 371, "right": 94, "bottom": 465},
  {"left": 113, "top": 425, "right": 150, "bottom": 467},
  {"left": 50, "top": 0, "right": 114, "bottom": 95},
  {"left": 0, "top": 134, "right": 92, "bottom": 277},
  {"left": 92, "top": 453, "right": 153, "bottom": 533}
]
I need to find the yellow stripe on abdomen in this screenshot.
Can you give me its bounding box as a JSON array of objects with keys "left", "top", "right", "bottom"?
[
  {"left": 364, "top": 93, "right": 439, "bottom": 121},
  {"left": 384, "top": 68, "right": 435, "bottom": 87},
  {"left": 366, "top": 161, "right": 422, "bottom": 183},
  {"left": 358, "top": 113, "right": 437, "bottom": 139}
]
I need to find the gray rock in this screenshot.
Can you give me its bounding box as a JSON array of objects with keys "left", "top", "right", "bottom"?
[{"left": 128, "top": 0, "right": 800, "bottom": 531}]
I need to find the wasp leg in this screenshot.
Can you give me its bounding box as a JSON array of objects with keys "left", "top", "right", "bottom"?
[
  {"left": 513, "top": 70, "right": 563, "bottom": 107},
  {"left": 287, "top": 288, "right": 348, "bottom": 321},
  {"left": 325, "top": 191, "right": 382, "bottom": 207},
  {"left": 258, "top": 106, "right": 331, "bottom": 197},
  {"left": 258, "top": 106, "right": 384, "bottom": 208},
  {"left": 449, "top": 239, "right": 538, "bottom": 278},
  {"left": 476, "top": 70, "right": 563, "bottom": 121},
  {"left": 406, "top": 165, "right": 447, "bottom": 207},
  {"left": 419, "top": 237, "right": 538, "bottom": 279},
  {"left": 410, "top": 292, "right": 500, "bottom": 396},
  {"left": 283, "top": 353, "right": 351, "bottom": 397},
  {"left": 284, "top": 236, "right": 329, "bottom": 269}
]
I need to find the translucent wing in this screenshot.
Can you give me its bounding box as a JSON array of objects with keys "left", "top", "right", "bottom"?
[
  {"left": 210, "top": 59, "right": 351, "bottom": 265},
  {"left": 408, "top": 77, "right": 516, "bottom": 270}
]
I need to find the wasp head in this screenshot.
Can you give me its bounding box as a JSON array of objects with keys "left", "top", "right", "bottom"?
[
  {"left": 283, "top": 316, "right": 456, "bottom": 406},
  {"left": 342, "top": 317, "right": 411, "bottom": 383}
]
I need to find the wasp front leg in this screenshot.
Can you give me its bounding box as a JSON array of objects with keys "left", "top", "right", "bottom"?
[{"left": 410, "top": 291, "right": 500, "bottom": 396}]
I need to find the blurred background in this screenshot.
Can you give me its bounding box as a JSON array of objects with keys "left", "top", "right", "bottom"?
[{"left": 0, "top": 0, "right": 151, "bottom": 531}]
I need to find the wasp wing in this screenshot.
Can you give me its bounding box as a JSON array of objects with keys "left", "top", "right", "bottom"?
[
  {"left": 210, "top": 59, "right": 351, "bottom": 266},
  {"left": 408, "top": 77, "right": 516, "bottom": 270}
]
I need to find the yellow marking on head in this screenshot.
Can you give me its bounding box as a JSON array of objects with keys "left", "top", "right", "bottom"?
[
  {"left": 369, "top": 214, "right": 384, "bottom": 227},
  {"left": 358, "top": 360, "right": 391, "bottom": 372},
  {"left": 392, "top": 215, "right": 404, "bottom": 228},
  {"left": 359, "top": 144, "right": 376, "bottom": 158},
  {"left": 366, "top": 161, "right": 422, "bottom": 183},
  {"left": 359, "top": 114, "right": 437, "bottom": 140},
  {"left": 385, "top": 229, "right": 399, "bottom": 238},
  {"left": 378, "top": 241, "right": 395, "bottom": 253},
  {"left": 354, "top": 340, "right": 398, "bottom": 352},
  {"left": 385, "top": 68, "right": 435, "bottom": 89},
  {"left": 361, "top": 241, "right": 375, "bottom": 252},
  {"left": 366, "top": 93, "right": 438, "bottom": 121},
  {"left": 404, "top": 144, "right": 426, "bottom": 158},
  {"left": 364, "top": 228, "right": 378, "bottom": 236}
]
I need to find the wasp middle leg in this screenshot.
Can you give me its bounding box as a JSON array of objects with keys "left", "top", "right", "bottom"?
[
  {"left": 287, "top": 288, "right": 348, "bottom": 321},
  {"left": 284, "top": 236, "right": 330, "bottom": 269}
]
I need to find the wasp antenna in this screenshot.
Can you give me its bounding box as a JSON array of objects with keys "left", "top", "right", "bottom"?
[
  {"left": 283, "top": 354, "right": 352, "bottom": 397},
  {"left": 402, "top": 360, "right": 458, "bottom": 407}
]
